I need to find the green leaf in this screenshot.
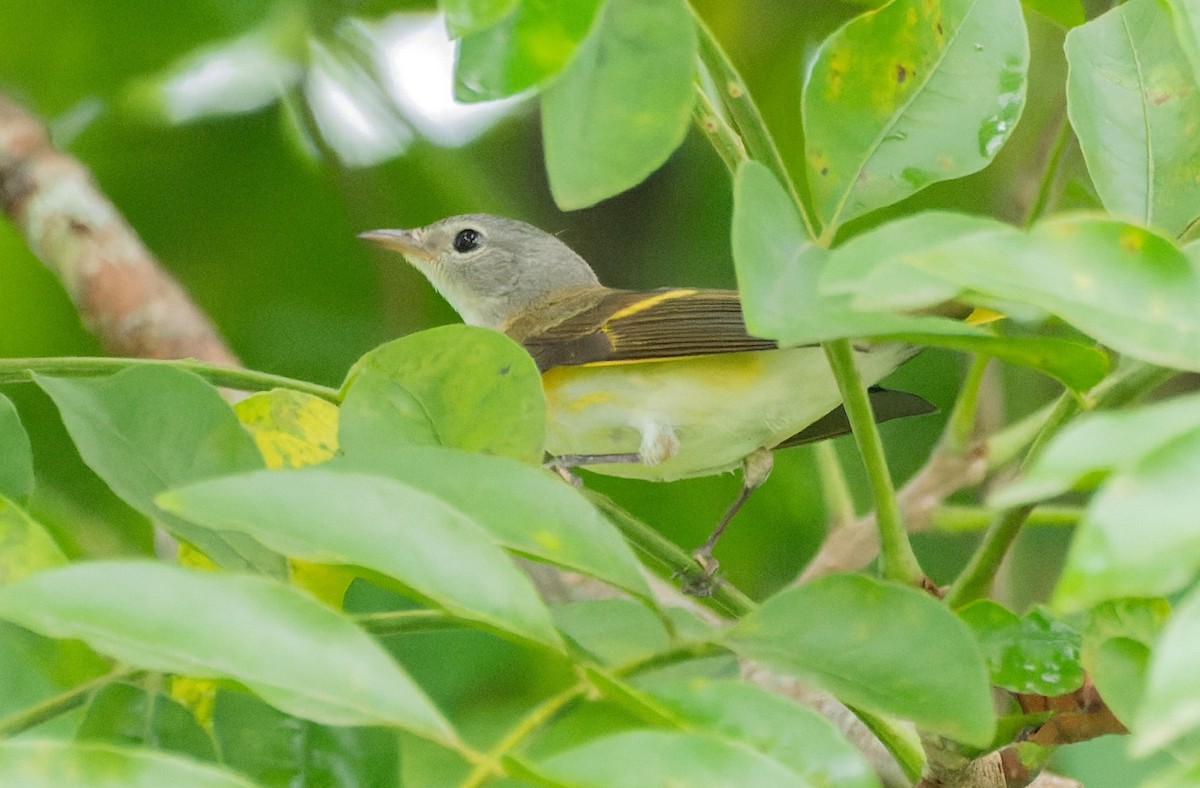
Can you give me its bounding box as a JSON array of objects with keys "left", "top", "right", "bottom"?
[
  {"left": 837, "top": 215, "right": 1200, "bottom": 372},
  {"left": 731, "top": 168, "right": 1108, "bottom": 390},
  {"left": 0, "top": 393, "right": 33, "bottom": 503},
  {"left": 994, "top": 393, "right": 1200, "bottom": 507},
  {"left": 213, "top": 690, "right": 399, "bottom": 787},
  {"left": 643, "top": 679, "right": 880, "bottom": 788},
  {"left": 1066, "top": 0, "right": 1200, "bottom": 236},
  {"left": 958, "top": 600, "right": 1084, "bottom": 695},
  {"left": 0, "top": 495, "right": 67, "bottom": 587},
  {"left": 1053, "top": 427, "right": 1200, "bottom": 611},
  {"left": 441, "top": 0, "right": 519, "bottom": 38},
  {"left": 803, "top": 0, "right": 1029, "bottom": 232},
  {"left": 529, "top": 729, "right": 810, "bottom": 787},
  {"left": 454, "top": 0, "right": 604, "bottom": 100},
  {"left": 553, "top": 599, "right": 670, "bottom": 665},
  {"left": 0, "top": 561, "right": 456, "bottom": 741},
  {"left": 724, "top": 574, "right": 994, "bottom": 746},
  {"left": 542, "top": 0, "right": 696, "bottom": 210},
  {"left": 1022, "top": 0, "right": 1084, "bottom": 28},
  {"left": 1168, "top": 0, "right": 1200, "bottom": 87},
  {"left": 339, "top": 326, "right": 545, "bottom": 465},
  {"left": 34, "top": 368, "right": 284, "bottom": 576},
  {"left": 338, "top": 447, "right": 650, "bottom": 599},
  {"left": 78, "top": 683, "right": 215, "bottom": 762},
  {"left": 1134, "top": 585, "right": 1200, "bottom": 755},
  {"left": 158, "top": 469, "right": 565, "bottom": 651},
  {"left": 0, "top": 740, "right": 256, "bottom": 788}
]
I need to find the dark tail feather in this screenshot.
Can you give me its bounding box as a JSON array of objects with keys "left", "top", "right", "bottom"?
[{"left": 774, "top": 387, "right": 935, "bottom": 450}]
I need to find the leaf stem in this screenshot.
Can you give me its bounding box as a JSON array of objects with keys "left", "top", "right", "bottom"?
[
  {"left": 0, "top": 665, "right": 137, "bottom": 737},
  {"left": 944, "top": 355, "right": 991, "bottom": 455},
  {"left": 356, "top": 609, "right": 463, "bottom": 635},
  {"left": 0, "top": 357, "right": 340, "bottom": 402},
  {"left": 823, "top": 339, "right": 923, "bottom": 584},
  {"left": 689, "top": 5, "right": 816, "bottom": 239},
  {"left": 816, "top": 441, "right": 856, "bottom": 529},
  {"left": 692, "top": 83, "right": 747, "bottom": 175},
  {"left": 1022, "top": 112, "right": 1072, "bottom": 228},
  {"left": 587, "top": 492, "right": 757, "bottom": 617},
  {"left": 460, "top": 683, "right": 583, "bottom": 788}
]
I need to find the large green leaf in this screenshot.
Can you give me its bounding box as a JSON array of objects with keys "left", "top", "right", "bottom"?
[
  {"left": 0, "top": 393, "right": 32, "bottom": 504},
  {"left": 1168, "top": 0, "right": 1200, "bottom": 86},
  {"left": 528, "top": 729, "right": 809, "bottom": 786},
  {"left": 339, "top": 326, "right": 545, "bottom": 465},
  {"left": 0, "top": 561, "right": 456, "bottom": 741},
  {"left": 0, "top": 740, "right": 256, "bottom": 788},
  {"left": 454, "top": 0, "right": 604, "bottom": 100},
  {"left": 958, "top": 600, "right": 1084, "bottom": 695},
  {"left": 542, "top": 0, "right": 696, "bottom": 209},
  {"left": 553, "top": 599, "right": 670, "bottom": 665},
  {"left": 994, "top": 393, "right": 1200, "bottom": 506},
  {"left": 803, "top": 0, "right": 1029, "bottom": 232},
  {"left": 441, "top": 0, "right": 519, "bottom": 38},
  {"left": 1053, "top": 426, "right": 1200, "bottom": 611},
  {"left": 337, "top": 447, "right": 649, "bottom": 599},
  {"left": 731, "top": 164, "right": 1109, "bottom": 391},
  {"left": 77, "top": 683, "right": 215, "bottom": 762},
  {"left": 1082, "top": 598, "right": 1169, "bottom": 727},
  {"left": 833, "top": 215, "right": 1200, "bottom": 372},
  {"left": 724, "top": 574, "right": 994, "bottom": 746},
  {"left": 158, "top": 468, "right": 565, "bottom": 651},
  {"left": 643, "top": 679, "right": 880, "bottom": 788},
  {"left": 1066, "top": 0, "right": 1200, "bottom": 236},
  {"left": 34, "top": 368, "right": 283, "bottom": 576},
  {"left": 1135, "top": 585, "right": 1200, "bottom": 754}
]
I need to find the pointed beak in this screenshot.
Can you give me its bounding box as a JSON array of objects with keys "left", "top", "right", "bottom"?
[{"left": 357, "top": 228, "right": 435, "bottom": 261}]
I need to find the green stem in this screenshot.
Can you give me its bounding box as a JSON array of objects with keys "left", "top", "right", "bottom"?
[
  {"left": 0, "top": 357, "right": 340, "bottom": 402},
  {"left": 823, "top": 339, "right": 923, "bottom": 584},
  {"left": 692, "top": 82, "right": 747, "bottom": 176},
  {"left": 945, "top": 360, "right": 1174, "bottom": 607},
  {"left": 930, "top": 504, "right": 1081, "bottom": 533},
  {"left": 460, "top": 683, "right": 584, "bottom": 788},
  {"left": 0, "top": 666, "right": 137, "bottom": 737},
  {"left": 1023, "top": 113, "right": 1072, "bottom": 228},
  {"left": 355, "top": 609, "right": 463, "bottom": 636},
  {"left": 816, "top": 441, "right": 856, "bottom": 529},
  {"left": 586, "top": 491, "right": 756, "bottom": 617},
  {"left": 689, "top": 6, "right": 816, "bottom": 239},
  {"left": 944, "top": 355, "right": 990, "bottom": 454}
]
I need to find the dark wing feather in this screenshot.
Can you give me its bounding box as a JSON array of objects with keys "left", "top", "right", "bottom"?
[
  {"left": 519, "top": 288, "right": 779, "bottom": 371},
  {"left": 774, "top": 388, "right": 936, "bottom": 449}
]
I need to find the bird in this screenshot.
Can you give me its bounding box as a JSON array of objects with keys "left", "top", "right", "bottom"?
[{"left": 360, "top": 214, "right": 931, "bottom": 583}]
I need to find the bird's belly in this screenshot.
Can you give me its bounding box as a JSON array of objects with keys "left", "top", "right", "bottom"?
[{"left": 541, "top": 343, "right": 910, "bottom": 481}]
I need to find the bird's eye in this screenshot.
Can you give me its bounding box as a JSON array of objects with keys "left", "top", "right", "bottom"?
[{"left": 453, "top": 228, "right": 480, "bottom": 253}]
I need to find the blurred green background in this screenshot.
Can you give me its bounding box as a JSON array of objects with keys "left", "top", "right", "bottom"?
[{"left": 0, "top": 0, "right": 1151, "bottom": 782}]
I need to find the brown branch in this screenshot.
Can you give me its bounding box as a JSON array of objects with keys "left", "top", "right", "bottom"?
[{"left": 0, "top": 94, "right": 237, "bottom": 364}]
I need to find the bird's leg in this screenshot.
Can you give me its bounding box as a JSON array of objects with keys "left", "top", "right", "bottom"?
[
  {"left": 545, "top": 423, "right": 679, "bottom": 486},
  {"left": 690, "top": 448, "right": 774, "bottom": 580}
]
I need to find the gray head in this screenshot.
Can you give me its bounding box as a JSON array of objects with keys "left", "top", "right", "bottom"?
[{"left": 359, "top": 214, "right": 600, "bottom": 329}]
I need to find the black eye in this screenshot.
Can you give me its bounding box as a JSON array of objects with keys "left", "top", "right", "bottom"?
[{"left": 453, "top": 228, "right": 480, "bottom": 253}]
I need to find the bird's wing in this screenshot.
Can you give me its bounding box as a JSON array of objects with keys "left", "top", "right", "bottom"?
[
  {"left": 774, "top": 388, "right": 936, "bottom": 449},
  {"left": 516, "top": 288, "right": 781, "bottom": 371}
]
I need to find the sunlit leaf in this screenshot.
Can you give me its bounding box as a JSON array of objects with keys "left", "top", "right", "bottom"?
[
  {"left": 1054, "top": 427, "right": 1200, "bottom": 611},
  {"left": 542, "top": 0, "right": 696, "bottom": 209},
  {"left": 1168, "top": 0, "right": 1200, "bottom": 87},
  {"left": 158, "top": 469, "right": 565, "bottom": 651},
  {"left": 0, "top": 393, "right": 32, "bottom": 504},
  {"left": 644, "top": 679, "right": 880, "bottom": 788},
  {"left": 34, "top": 368, "right": 284, "bottom": 576},
  {"left": 0, "top": 740, "right": 256, "bottom": 788},
  {"left": 454, "top": 0, "right": 603, "bottom": 100},
  {"left": 340, "top": 326, "right": 545, "bottom": 464},
  {"left": 554, "top": 599, "right": 670, "bottom": 665},
  {"left": 0, "top": 495, "right": 66, "bottom": 587},
  {"left": 1067, "top": 0, "right": 1200, "bottom": 236},
  {"left": 724, "top": 574, "right": 994, "bottom": 746},
  {"left": 528, "top": 729, "right": 808, "bottom": 786},
  {"left": 1022, "top": 0, "right": 1084, "bottom": 28},
  {"left": 958, "top": 600, "right": 1084, "bottom": 695},
  {"left": 803, "top": 0, "right": 1029, "bottom": 231},
  {"left": 0, "top": 561, "right": 456, "bottom": 741}
]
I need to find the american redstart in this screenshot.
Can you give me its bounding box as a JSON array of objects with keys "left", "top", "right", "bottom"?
[{"left": 360, "top": 214, "right": 932, "bottom": 575}]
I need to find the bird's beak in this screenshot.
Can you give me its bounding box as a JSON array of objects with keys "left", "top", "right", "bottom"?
[{"left": 357, "top": 228, "right": 435, "bottom": 261}]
